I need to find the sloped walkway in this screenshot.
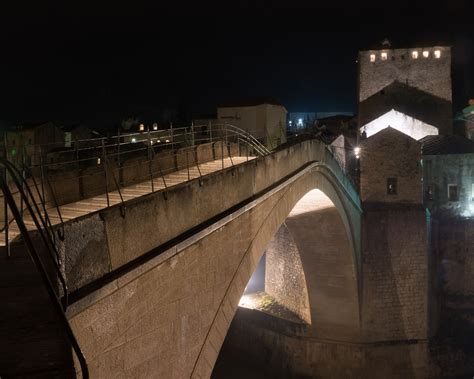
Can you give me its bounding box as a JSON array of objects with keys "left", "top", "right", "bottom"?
[{"left": 1, "top": 156, "right": 253, "bottom": 246}]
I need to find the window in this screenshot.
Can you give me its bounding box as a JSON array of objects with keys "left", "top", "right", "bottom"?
[
  {"left": 434, "top": 50, "right": 441, "bottom": 59},
  {"left": 448, "top": 184, "right": 459, "bottom": 201},
  {"left": 370, "top": 54, "right": 376, "bottom": 62},
  {"left": 423, "top": 50, "right": 429, "bottom": 58},
  {"left": 381, "top": 52, "right": 388, "bottom": 61},
  {"left": 412, "top": 51, "right": 419, "bottom": 59},
  {"left": 387, "top": 178, "right": 397, "bottom": 195}
]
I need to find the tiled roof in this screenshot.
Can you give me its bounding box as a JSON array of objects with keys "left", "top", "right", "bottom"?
[{"left": 420, "top": 135, "right": 474, "bottom": 155}]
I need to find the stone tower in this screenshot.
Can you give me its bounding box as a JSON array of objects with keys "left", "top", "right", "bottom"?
[{"left": 358, "top": 43, "right": 452, "bottom": 139}]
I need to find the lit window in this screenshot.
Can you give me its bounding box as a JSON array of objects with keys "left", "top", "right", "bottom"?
[
  {"left": 381, "top": 52, "right": 388, "bottom": 61},
  {"left": 153, "top": 123, "right": 158, "bottom": 131},
  {"left": 139, "top": 123, "right": 145, "bottom": 131},
  {"left": 434, "top": 50, "right": 441, "bottom": 59},
  {"left": 448, "top": 184, "right": 459, "bottom": 201},
  {"left": 412, "top": 51, "right": 418, "bottom": 59},
  {"left": 387, "top": 178, "right": 397, "bottom": 195},
  {"left": 423, "top": 51, "right": 429, "bottom": 58},
  {"left": 370, "top": 54, "right": 376, "bottom": 62}
]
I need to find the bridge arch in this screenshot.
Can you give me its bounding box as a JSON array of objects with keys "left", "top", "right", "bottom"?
[{"left": 192, "top": 162, "right": 362, "bottom": 378}]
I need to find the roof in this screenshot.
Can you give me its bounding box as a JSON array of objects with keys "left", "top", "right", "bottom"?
[
  {"left": 218, "top": 97, "right": 285, "bottom": 108},
  {"left": 420, "top": 135, "right": 474, "bottom": 155},
  {"left": 359, "top": 126, "right": 420, "bottom": 146},
  {"left": 360, "top": 44, "right": 450, "bottom": 52},
  {"left": 359, "top": 80, "right": 451, "bottom": 131}
]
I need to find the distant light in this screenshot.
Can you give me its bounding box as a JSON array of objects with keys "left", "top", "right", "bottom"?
[
  {"left": 434, "top": 50, "right": 441, "bottom": 59},
  {"left": 423, "top": 50, "right": 429, "bottom": 58},
  {"left": 97, "top": 157, "right": 101, "bottom": 165},
  {"left": 165, "top": 139, "right": 170, "bottom": 143},
  {"left": 412, "top": 51, "right": 418, "bottom": 59},
  {"left": 289, "top": 120, "right": 292, "bottom": 125},
  {"left": 153, "top": 123, "right": 158, "bottom": 131},
  {"left": 370, "top": 54, "right": 376, "bottom": 62},
  {"left": 131, "top": 138, "right": 137, "bottom": 143},
  {"left": 354, "top": 146, "right": 360, "bottom": 159},
  {"left": 157, "top": 139, "right": 161, "bottom": 143},
  {"left": 381, "top": 52, "right": 388, "bottom": 61},
  {"left": 139, "top": 123, "right": 145, "bottom": 131},
  {"left": 297, "top": 118, "right": 303, "bottom": 127}
]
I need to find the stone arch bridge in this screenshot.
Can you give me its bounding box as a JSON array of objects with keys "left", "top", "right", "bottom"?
[{"left": 1, "top": 138, "right": 429, "bottom": 378}]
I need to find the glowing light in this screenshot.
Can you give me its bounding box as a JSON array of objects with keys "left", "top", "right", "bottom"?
[
  {"left": 239, "top": 294, "right": 258, "bottom": 309},
  {"left": 97, "top": 157, "right": 101, "bottom": 165},
  {"left": 153, "top": 123, "right": 158, "bottom": 130},
  {"left": 289, "top": 120, "right": 292, "bottom": 125},
  {"left": 412, "top": 51, "right": 418, "bottom": 59},
  {"left": 139, "top": 123, "right": 145, "bottom": 131},
  {"left": 360, "top": 109, "right": 439, "bottom": 140},
  {"left": 423, "top": 51, "right": 429, "bottom": 58},
  {"left": 381, "top": 52, "right": 388, "bottom": 60},
  {"left": 434, "top": 50, "right": 441, "bottom": 59},
  {"left": 131, "top": 138, "right": 137, "bottom": 143},
  {"left": 370, "top": 54, "right": 376, "bottom": 62},
  {"left": 157, "top": 139, "right": 161, "bottom": 143},
  {"left": 354, "top": 147, "right": 360, "bottom": 159},
  {"left": 165, "top": 139, "right": 170, "bottom": 143},
  {"left": 297, "top": 118, "right": 303, "bottom": 127}
]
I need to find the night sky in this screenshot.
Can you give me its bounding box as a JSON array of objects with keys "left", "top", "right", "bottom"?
[{"left": 0, "top": 2, "right": 473, "bottom": 126}]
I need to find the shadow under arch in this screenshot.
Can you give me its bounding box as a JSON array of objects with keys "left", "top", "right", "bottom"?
[{"left": 192, "top": 163, "right": 362, "bottom": 378}]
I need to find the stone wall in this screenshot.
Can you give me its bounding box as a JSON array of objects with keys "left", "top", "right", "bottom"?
[
  {"left": 215, "top": 307, "right": 430, "bottom": 379},
  {"left": 360, "top": 127, "right": 422, "bottom": 204},
  {"left": 265, "top": 223, "right": 311, "bottom": 324},
  {"left": 358, "top": 47, "right": 452, "bottom": 103},
  {"left": 361, "top": 206, "right": 429, "bottom": 341}
]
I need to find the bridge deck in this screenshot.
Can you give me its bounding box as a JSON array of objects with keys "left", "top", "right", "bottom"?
[{"left": 1, "top": 156, "right": 253, "bottom": 246}]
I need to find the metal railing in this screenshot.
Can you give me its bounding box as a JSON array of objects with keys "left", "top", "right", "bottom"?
[
  {"left": 0, "top": 123, "right": 269, "bottom": 248},
  {"left": 0, "top": 158, "right": 89, "bottom": 378}
]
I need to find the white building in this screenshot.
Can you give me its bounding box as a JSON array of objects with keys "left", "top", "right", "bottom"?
[{"left": 217, "top": 99, "right": 287, "bottom": 149}]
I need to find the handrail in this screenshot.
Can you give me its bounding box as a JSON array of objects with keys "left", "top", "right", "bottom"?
[
  {"left": 104, "top": 154, "right": 126, "bottom": 217},
  {"left": 22, "top": 165, "right": 62, "bottom": 246},
  {"left": 0, "top": 160, "right": 89, "bottom": 378},
  {"left": 1, "top": 123, "right": 268, "bottom": 232},
  {"left": 1, "top": 160, "right": 68, "bottom": 305}
]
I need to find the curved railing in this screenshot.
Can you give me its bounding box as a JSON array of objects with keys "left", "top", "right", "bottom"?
[
  {"left": 0, "top": 123, "right": 269, "bottom": 245},
  {"left": 0, "top": 158, "right": 89, "bottom": 378}
]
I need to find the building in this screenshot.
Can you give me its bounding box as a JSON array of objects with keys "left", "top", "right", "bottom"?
[
  {"left": 421, "top": 135, "right": 474, "bottom": 218},
  {"left": 287, "top": 112, "right": 316, "bottom": 131},
  {"left": 358, "top": 127, "right": 422, "bottom": 204},
  {"left": 0, "top": 122, "right": 65, "bottom": 168},
  {"left": 455, "top": 100, "right": 474, "bottom": 140},
  {"left": 217, "top": 98, "right": 287, "bottom": 149},
  {"left": 358, "top": 44, "right": 452, "bottom": 141}
]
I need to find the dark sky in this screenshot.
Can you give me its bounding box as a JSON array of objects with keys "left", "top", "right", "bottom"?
[{"left": 0, "top": 2, "right": 473, "bottom": 125}]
